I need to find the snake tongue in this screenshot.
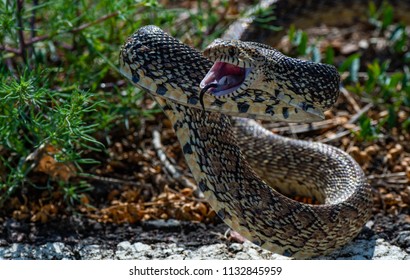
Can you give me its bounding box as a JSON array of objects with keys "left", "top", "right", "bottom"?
[{"left": 200, "top": 62, "right": 246, "bottom": 96}]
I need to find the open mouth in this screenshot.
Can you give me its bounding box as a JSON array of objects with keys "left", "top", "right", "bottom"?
[
  {"left": 200, "top": 61, "right": 251, "bottom": 97},
  {"left": 199, "top": 61, "right": 251, "bottom": 110}
]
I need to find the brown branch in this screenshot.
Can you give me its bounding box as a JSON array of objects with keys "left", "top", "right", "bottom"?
[
  {"left": 16, "top": 0, "right": 27, "bottom": 63},
  {"left": 0, "top": 45, "right": 21, "bottom": 55},
  {"left": 1, "top": 11, "right": 120, "bottom": 55},
  {"left": 347, "top": 103, "right": 373, "bottom": 124},
  {"left": 368, "top": 172, "right": 407, "bottom": 180},
  {"left": 30, "top": 0, "right": 38, "bottom": 39},
  {"left": 29, "top": 0, "right": 38, "bottom": 58},
  {"left": 340, "top": 86, "right": 361, "bottom": 113},
  {"left": 77, "top": 173, "right": 141, "bottom": 186}
]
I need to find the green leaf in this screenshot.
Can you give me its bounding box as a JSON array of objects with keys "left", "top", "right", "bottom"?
[
  {"left": 297, "top": 32, "right": 308, "bottom": 55},
  {"left": 339, "top": 53, "right": 361, "bottom": 73},
  {"left": 325, "top": 46, "right": 335, "bottom": 65},
  {"left": 311, "top": 45, "right": 321, "bottom": 63},
  {"left": 382, "top": 5, "right": 394, "bottom": 29},
  {"left": 386, "top": 105, "right": 397, "bottom": 128}
]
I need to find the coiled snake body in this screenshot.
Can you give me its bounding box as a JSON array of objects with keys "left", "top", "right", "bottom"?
[{"left": 118, "top": 2, "right": 381, "bottom": 258}]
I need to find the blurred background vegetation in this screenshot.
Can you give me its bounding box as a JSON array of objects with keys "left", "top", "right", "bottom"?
[{"left": 0, "top": 0, "right": 409, "bottom": 223}]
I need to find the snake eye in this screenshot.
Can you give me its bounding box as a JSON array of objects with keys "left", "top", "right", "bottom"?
[{"left": 228, "top": 48, "right": 235, "bottom": 57}]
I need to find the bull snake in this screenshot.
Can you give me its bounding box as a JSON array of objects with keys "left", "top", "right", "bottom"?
[{"left": 115, "top": 1, "right": 394, "bottom": 257}]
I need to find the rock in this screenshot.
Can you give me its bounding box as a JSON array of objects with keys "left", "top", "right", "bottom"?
[
  {"left": 393, "top": 231, "right": 410, "bottom": 252},
  {"left": 228, "top": 243, "right": 243, "bottom": 253},
  {"left": 77, "top": 244, "right": 113, "bottom": 260},
  {"left": 0, "top": 218, "right": 408, "bottom": 260}
]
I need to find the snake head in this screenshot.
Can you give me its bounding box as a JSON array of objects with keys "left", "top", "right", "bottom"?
[
  {"left": 201, "top": 38, "right": 340, "bottom": 122},
  {"left": 200, "top": 39, "right": 261, "bottom": 99}
]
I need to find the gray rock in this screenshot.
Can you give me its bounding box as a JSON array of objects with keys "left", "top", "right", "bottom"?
[
  {"left": 77, "top": 244, "right": 114, "bottom": 260},
  {"left": 393, "top": 231, "right": 410, "bottom": 251},
  {"left": 0, "top": 231, "right": 408, "bottom": 260},
  {"left": 228, "top": 243, "right": 243, "bottom": 253}
]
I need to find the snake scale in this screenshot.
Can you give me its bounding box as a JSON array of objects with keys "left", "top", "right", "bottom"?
[{"left": 116, "top": 0, "right": 410, "bottom": 258}]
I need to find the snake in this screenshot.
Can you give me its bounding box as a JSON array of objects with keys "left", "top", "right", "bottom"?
[{"left": 115, "top": 0, "right": 410, "bottom": 258}]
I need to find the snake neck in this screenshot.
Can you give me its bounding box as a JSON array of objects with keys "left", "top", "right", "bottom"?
[{"left": 260, "top": 53, "right": 340, "bottom": 111}]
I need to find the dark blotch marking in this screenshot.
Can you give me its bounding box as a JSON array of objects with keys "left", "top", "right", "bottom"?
[
  {"left": 173, "top": 120, "right": 183, "bottom": 131},
  {"left": 254, "top": 96, "right": 265, "bottom": 103},
  {"left": 237, "top": 102, "right": 250, "bottom": 113},
  {"left": 132, "top": 75, "right": 140, "bottom": 83},
  {"left": 265, "top": 105, "right": 275, "bottom": 115},
  {"left": 188, "top": 95, "right": 198, "bottom": 105},
  {"left": 217, "top": 208, "right": 225, "bottom": 220},
  {"left": 198, "top": 180, "right": 209, "bottom": 192},
  {"left": 283, "top": 249, "right": 293, "bottom": 257},
  {"left": 282, "top": 107, "right": 289, "bottom": 119},
  {"left": 156, "top": 84, "right": 167, "bottom": 96},
  {"left": 252, "top": 239, "right": 261, "bottom": 246},
  {"left": 300, "top": 102, "right": 314, "bottom": 112},
  {"left": 182, "top": 142, "right": 193, "bottom": 154},
  {"left": 162, "top": 104, "right": 172, "bottom": 111},
  {"left": 211, "top": 99, "right": 226, "bottom": 108}
]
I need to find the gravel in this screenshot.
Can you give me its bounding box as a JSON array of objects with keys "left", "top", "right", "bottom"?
[
  {"left": 0, "top": 214, "right": 409, "bottom": 260},
  {"left": 0, "top": 237, "right": 407, "bottom": 260}
]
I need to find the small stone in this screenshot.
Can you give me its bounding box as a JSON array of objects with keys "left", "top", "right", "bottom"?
[
  {"left": 234, "top": 252, "right": 251, "bottom": 260},
  {"left": 393, "top": 231, "right": 410, "bottom": 249},
  {"left": 229, "top": 243, "right": 243, "bottom": 253},
  {"left": 117, "top": 241, "right": 132, "bottom": 251},
  {"left": 132, "top": 242, "right": 152, "bottom": 253}
]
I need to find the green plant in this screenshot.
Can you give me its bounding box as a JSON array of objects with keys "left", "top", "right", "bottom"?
[
  {"left": 0, "top": 68, "right": 103, "bottom": 205},
  {"left": 285, "top": 2, "right": 409, "bottom": 142},
  {"left": 353, "top": 115, "right": 380, "bottom": 142},
  {"left": 287, "top": 25, "right": 321, "bottom": 62},
  {"left": 368, "top": 1, "right": 394, "bottom": 31},
  {"left": 0, "top": 0, "right": 236, "bottom": 209},
  {"left": 252, "top": 3, "right": 282, "bottom": 32}
]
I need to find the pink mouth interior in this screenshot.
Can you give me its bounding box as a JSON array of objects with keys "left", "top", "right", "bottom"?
[{"left": 200, "top": 62, "right": 247, "bottom": 96}]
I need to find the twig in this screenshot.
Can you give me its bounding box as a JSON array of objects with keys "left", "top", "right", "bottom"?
[
  {"left": 152, "top": 129, "right": 203, "bottom": 198},
  {"left": 29, "top": 0, "right": 38, "bottom": 59},
  {"left": 30, "top": 0, "right": 38, "bottom": 39},
  {"left": 267, "top": 119, "right": 341, "bottom": 134},
  {"left": 340, "top": 86, "right": 361, "bottom": 112},
  {"left": 321, "top": 128, "right": 359, "bottom": 143},
  {"left": 347, "top": 103, "right": 373, "bottom": 124},
  {"left": 368, "top": 171, "right": 409, "bottom": 185},
  {"left": 321, "top": 103, "right": 373, "bottom": 143},
  {"left": 368, "top": 172, "right": 406, "bottom": 180},
  {"left": 0, "top": 45, "right": 21, "bottom": 55},
  {"left": 16, "top": 0, "right": 28, "bottom": 64},
  {"left": 77, "top": 173, "right": 141, "bottom": 186}
]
